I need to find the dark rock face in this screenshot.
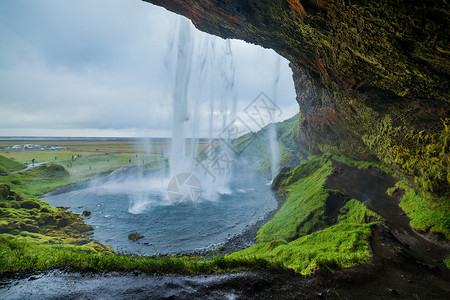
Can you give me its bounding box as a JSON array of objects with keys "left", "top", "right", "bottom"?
[
  {"left": 144, "top": 0, "right": 449, "bottom": 100},
  {"left": 144, "top": 0, "right": 449, "bottom": 198}
]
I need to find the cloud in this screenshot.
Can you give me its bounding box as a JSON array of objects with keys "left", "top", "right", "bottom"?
[{"left": 0, "top": 0, "right": 298, "bottom": 137}]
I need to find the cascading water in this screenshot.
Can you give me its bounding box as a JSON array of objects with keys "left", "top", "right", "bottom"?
[
  {"left": 169, "top": 18, "right": 193, "bottom": 177},
  {"left": 42, "top": 18, "right": 286, "bottom": 256},
  {"left": 167, "top": 19, "right": 238, "bottom": 201},
  {"left": 268, "top": 56, "right": 281, "bottom": 180}
]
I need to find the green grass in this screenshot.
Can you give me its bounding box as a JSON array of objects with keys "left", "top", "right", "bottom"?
[
  {"left": 0, "top": 155, "right": 26, "bottom": 173},
  {"left": 0, "top": 154, "right": 164, "bottom": 197},
  {"left": 397, "top": 180, "right": 450, "bottom": 239},
  {"left": 3, "top": 151, "right": 98, "bottom": 165},
  {"left": 258, "top": 157, "right": 333, "bottom": 241},
  {"left": 231, "top": 114, "right": 304, "bottom": 173},
  {"left": 236, "top": 156, "right": 383, "bottom": 275},
  {"left": 229, "top": 199, "right": 380, "bottom": 274},
  {"left": 0, "top": 235, "right": 283, "bottom": 274}
]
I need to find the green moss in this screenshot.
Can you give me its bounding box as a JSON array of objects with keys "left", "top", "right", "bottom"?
[
  {"left": 230, "top": 199, "right": 379, "bottom": 274},
  {"left": 0, "top": 235, "right": 283, "bottom": 274},
  {"left": 386, "top": 186, "right": 397, "bottom": 196},
  {"left": 259, "top": 157, "right": 332, "bottom": 241},
  {"left": 397, "top": 180, "right": 450, "bottom": 239},
  {"left": 445, "top": 258, "right": 450, "bottom": 269},
  {"left": 363, "top": 118, "right": 449, "bottom": 198}
]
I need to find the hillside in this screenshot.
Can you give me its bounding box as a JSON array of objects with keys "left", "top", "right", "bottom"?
[{"left": 0, "top": 155, "right": 26, "bottom": 173}]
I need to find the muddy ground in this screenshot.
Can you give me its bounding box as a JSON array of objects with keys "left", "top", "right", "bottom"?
[{"left": 1, "top": 161, "right": 449, "bottom": 299}]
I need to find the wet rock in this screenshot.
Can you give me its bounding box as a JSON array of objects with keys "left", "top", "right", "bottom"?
[
  {"left": 128, "top": 232, "right": 144, "bottom": 241},
  {"left": 82, "top": 210, "right": 91, "bottom": 217},
  {"left": 388, "top": 288, "right": 399, "bottom": 295}
]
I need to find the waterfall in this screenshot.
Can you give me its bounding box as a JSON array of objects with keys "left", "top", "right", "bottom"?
[
  {"left": 166, "top": 19, "right": 237, "bottom": 201},
  {"left": 268, "top": 56, "right": 281, "bottom": 179},
  {"left": 169, "top": 18, "right": 193, "bottom": 177}
]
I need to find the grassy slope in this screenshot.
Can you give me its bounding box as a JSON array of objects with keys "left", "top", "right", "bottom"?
[
  {"left": 258, "top": 157, "right": 332, "bottom": 241},
  {"left": 232, "top": 114, "right": 304, "bottom": 173},
  {"left": 229, "top": 199, "right": 379, "bottom": 274},
  {"left": 0, "top": 155, "right": 26, "bottom": 173}
]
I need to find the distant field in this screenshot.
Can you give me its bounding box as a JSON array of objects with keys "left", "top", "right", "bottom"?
[{"left": 0, "top": 139, "right": 213, "bottom": 165}]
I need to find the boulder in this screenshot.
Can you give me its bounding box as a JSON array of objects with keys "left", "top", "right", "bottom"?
[
  {"left": 82, "top": 210, "right": 91, "bottom": 217},
  {"left": 128, "top": 232, "right": 144, "bottom": 241}
]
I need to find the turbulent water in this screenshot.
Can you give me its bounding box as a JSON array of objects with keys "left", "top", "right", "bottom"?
[{"left": 42, "top": 169, "right": 277, "bottom": 255}]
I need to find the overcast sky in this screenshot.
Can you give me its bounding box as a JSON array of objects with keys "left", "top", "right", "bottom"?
[{"left": 0, "top": 0, "right": 298, "bottom": 138}]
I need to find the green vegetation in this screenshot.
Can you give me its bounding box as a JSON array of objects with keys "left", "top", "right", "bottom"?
[
  {"left": 396, "top": 180, "right": 450, "bottom": 239},
  {"left": 0, "top": 235, "right": 283, "bottom": 274},
  {"left": 229, "top": 156, "right": 383, "bottom": 275},
  {"left": 363, "top": 118, "right": 449, "bottom": 198},
  {"left": 231, "top": 114, "right": 305, "bottom": 173},
  {"left": 329, "top": 153, "right": 397, "bottom": 177},
  {"left": 259, "top": 157, "right": 332, "bottom": 241},
  {"left": 229, "top": 199, "right": 380, "bottom": 274},
  {"left": 1, "top": 138, "right": 448, "bottom": 276},
  {"left": 0, "top": 155, "right": 26, "bottom": 173},
  {"left": 0, "top": 163, "right": 99, "bottom": 197},
  {"left": 0, "top": 183, "right": 99, "bottom": 248},
  {"left": 0, "top": 155, "right": 382, "bottom": 275}
]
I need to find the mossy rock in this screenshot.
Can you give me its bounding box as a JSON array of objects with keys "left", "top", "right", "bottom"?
[
  {"left": 87, "top": 241, "right": 115, "bottom": 253},
  {"left": 70, "top": 222, "right": 94, "bottom": 233},
  {"left": 19, "top": 222, "right": 40, "bottom": 233},
  {"left": 37, "top": 214, "right": 57, "bottom": 226},
  {"left": 128, "top": 232, "right": 144, "bottom": 241},
  {"left": 0, "top": 184, "right": 10, "bottom": 199},
  {"left": 40, "top": 207, "right": 51, "bottom": 213},
  {"left": 0, "top": 221, "right": 20, "bottom": 234},
  {"left": 82, "top": 210, "right": 91, "bottom": 217},
  {"left": 20, "top": 199, "right": 41, "bottom": 210},
  {"left": 65, "top": 238, "right": 91, "bottom": 245}
]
